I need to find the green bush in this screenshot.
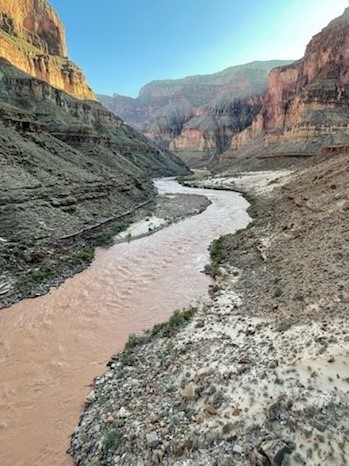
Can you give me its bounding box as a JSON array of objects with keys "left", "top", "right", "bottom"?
[
  {"left": 273, "top": 287, "right": 283, "bottom": 298},
  {"left": 94, "top": 221, "right": 130, "bottom": 247},
  {"left": 103, "top": 429, "right": 121, "bottom": 452},
  {"left": 71, "top": 246, "right": 95, "bottom": 263},
  {"left": 123, "top": 307, "right": 197, "bottom": 358},
  {"left": 30, "top": 268, "right": 48, "bottom": 283}
]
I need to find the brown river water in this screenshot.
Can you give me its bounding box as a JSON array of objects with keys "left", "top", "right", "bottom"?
[{"left": 0, "top": 179, "right": 250, "bottom": 466}]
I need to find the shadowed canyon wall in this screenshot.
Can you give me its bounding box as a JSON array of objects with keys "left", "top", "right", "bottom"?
[
  {"left": 99, "top": 61, "right": 292, "bottom": 165},
  {"left": 0, "top": 0, "right": 190, "bottom": 306}
]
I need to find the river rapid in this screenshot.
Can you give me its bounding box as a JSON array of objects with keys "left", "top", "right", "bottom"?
[{"left": 0, "top": 179, "right": 250, "bottom": 466}]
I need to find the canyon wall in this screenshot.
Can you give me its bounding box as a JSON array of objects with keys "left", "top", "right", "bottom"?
[
  {"left": 0, "top": 0, "right": 190, "bottom": 306},
  {"left": 99, "top": 61, "right": 291, "bottom": 165},
  {"left": 227, "top": 8, "right": 349, "bottom": 160},
  {"left": 0, "top": 0, "right": 95, "bottom": 99}
]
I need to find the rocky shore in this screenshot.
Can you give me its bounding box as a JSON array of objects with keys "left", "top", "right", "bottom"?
[
  {"left": 0, "top": 191, "right": 209, "bottom": 308},
  {"left": 70, "top": 154, "right": 349, "bottom": 466}
]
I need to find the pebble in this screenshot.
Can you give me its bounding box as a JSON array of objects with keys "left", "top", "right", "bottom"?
[
  {"left": 232, "top": 444, "right": 242, "bottom": 454},
  {"left": 118, "top": 407, "right": 130, "bottom": 418},
  {"left": 85, "top": 390, "right": 95, "bottom": 405},
  {"left": 181, "top": 382, "right": 197, "bottom": 400},
  {"left": 146, "top": 431, "right": 160, "bottom": 449}
]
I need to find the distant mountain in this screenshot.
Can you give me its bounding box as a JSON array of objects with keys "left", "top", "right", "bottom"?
[{"left": 99, "top": 60, "right": 292, "bottom": 166}]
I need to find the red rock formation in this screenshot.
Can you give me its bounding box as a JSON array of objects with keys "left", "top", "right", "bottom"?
[
  {"left": 0, "top": 0, "right": 95, "bottom": 99},
  {"left": 230, "top": 8, "right": 349, "bottom": 156},
  {"left": 99, "top": 61, "right": 291, "bottom": 163}
]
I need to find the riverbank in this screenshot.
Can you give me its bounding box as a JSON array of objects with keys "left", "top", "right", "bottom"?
[
  {"left": 0, "top": 180, "right": 248, "bottom": 466},
  {"left": 0, "top": 191, "right": 210, "bottom": 308},
  {"left": 70, "top": 154, "right": 349, "bottom": 465}
]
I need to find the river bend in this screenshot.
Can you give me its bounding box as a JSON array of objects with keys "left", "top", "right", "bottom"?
[{"left": 0, "top": 179, "right": 250, "bottom": 466}]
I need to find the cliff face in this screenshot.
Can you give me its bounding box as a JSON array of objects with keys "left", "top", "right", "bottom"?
[
  {"left": 169, "top": 95, "right": 263, "bottom": 165},
  {"left": 0, "top": 0, "right": 95, "bottom": 99},
  {"left": 228, "top": 8, "right": 349, "bottom": 158},
  {"left": 99, "top": 61, "right": 291, "bottom": 165},
  {"left": 0, "top": 57, "right": 189, "bottom": 306}
]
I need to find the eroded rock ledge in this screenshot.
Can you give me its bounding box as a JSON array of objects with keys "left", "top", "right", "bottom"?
[
  {"left": 0, "top": 0, "right": 95, "bottom": 99},
  {"left": 0, "top": 58, "right": 189, "bottom": 307},
  {"left": 226, "top": 8, "right": 349, "bottom": 159}
]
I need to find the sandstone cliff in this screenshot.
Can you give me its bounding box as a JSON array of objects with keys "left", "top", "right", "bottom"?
[
  {"left": 227, "top": 8, "right": 349, "bottom": 160},
  {"left": 0, "top": 0, "right": 95, "bottom": 99},
  {"left": 99, "top": 61, "right": 291, "bottom": 166}
]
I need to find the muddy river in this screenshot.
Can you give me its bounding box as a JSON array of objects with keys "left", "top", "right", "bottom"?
[{"left": 0, "top": 179, "right": 250, "bottom": 466}]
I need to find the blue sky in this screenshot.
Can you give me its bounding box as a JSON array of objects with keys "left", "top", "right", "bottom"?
[{"left": 50, "top": 0, "right": 348, "bottom": 97}]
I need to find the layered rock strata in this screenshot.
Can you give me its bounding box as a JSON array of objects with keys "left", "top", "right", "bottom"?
[
  {"left": 169, "top": 96, "right": 263, "bottom": 165},
  {"left": 0, "top": 0, "right": 95, "bottom": 99},
  {"left": 227, "top": 8, "right": 349, "bottom": 159},
  {"left": 99, "top": 61, "right": 291, "bottom": 165},
  {"left": 0, "top": 58, "right": 189, "bottom": 306}
]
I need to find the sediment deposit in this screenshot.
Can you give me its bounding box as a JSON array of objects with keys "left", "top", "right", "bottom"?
[{"left": 70, "top": 155, "right": 349, "bottom": 465}]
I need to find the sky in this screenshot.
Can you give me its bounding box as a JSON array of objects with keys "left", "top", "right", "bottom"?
[{"left": 49, "top": 0, "right": 348, "bottom": 97}]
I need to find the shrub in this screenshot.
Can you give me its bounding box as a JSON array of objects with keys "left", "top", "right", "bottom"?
[
  {"left": 123, "top": 307, "right": 197, "bottom": 355},
  {"left": 273, "top": 287, "right": 283, "bottom": 298},
  {"left": 71, "top": 246, "right": 94, "bottom": 263},
  {"left": 30, "top": 268, "right": 48, "bottom": 283},
  {"left": 94, "top": 221, "right": 130, "bottom": 247},
  {"left": 103, "top": 429, "right": 121, "bottom": 452}
]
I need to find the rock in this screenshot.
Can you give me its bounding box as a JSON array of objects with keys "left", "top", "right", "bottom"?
[
  {"left": 0, "top": 281, "right": 12, "bottom": 295},
  {"left": 301, "top": 425, "right": 313, "bottom": 437},
  {"left": 196, "top": 367, "right": 214, "bottom": 380},
  {"left": 85, "top": 390, "right": 96, "bottom": 405},
  {"left": 107, "top": 415, "right": 114, "bottom": 424},
  {"left": 195, "top": 319, "right": 205, "bottom": 329},
  {"left": 99, "top": 61, "right": 289, "bottom": 162},
  {"left": 172, "top": 439, "right": 193, "bottom": 458},
  {"left": 181, "top": 382, "right": 197, "bottom": 400},
  {"left": 0, "top": 0, "right": 94, "bottom": 99},
  {"left": 312, "top": 421, "right": 327, "bottom": 432},
  {"left": 230, "top": 8, "right": 349, "bottom": 158},
  {"left": 233, "top": 444, "right": 242, "bottom": 454},
  {"left": 239, "top": 357, "right": 251, "bottom": 364},
  {"left": 118, "top": 407, "right": 130, "bottom": 418},
  {"left": 152, "top": 448, "right": 164, "bottom": 464},
  {"left": 146, "top": 431, "right": 160, "bottom": 449},
  {"left": 205, "top": 405, "right": 217, "bottom": 415}
]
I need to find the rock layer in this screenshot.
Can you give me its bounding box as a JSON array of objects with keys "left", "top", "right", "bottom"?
[
  {"left": 0, "top": 57, "right": 189, "bottom": 306},
  {"left": 227, "top": 8, "right": 349, "bottom": 159},
  {"left": 0, "top": 0, "right": 95, "bottom": 99},
  {"left": 99, "top": 61, "right": 291, "bottom": 165},
  {"left": 169, "top": 96, "right": 263, "bottom": 165}
]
